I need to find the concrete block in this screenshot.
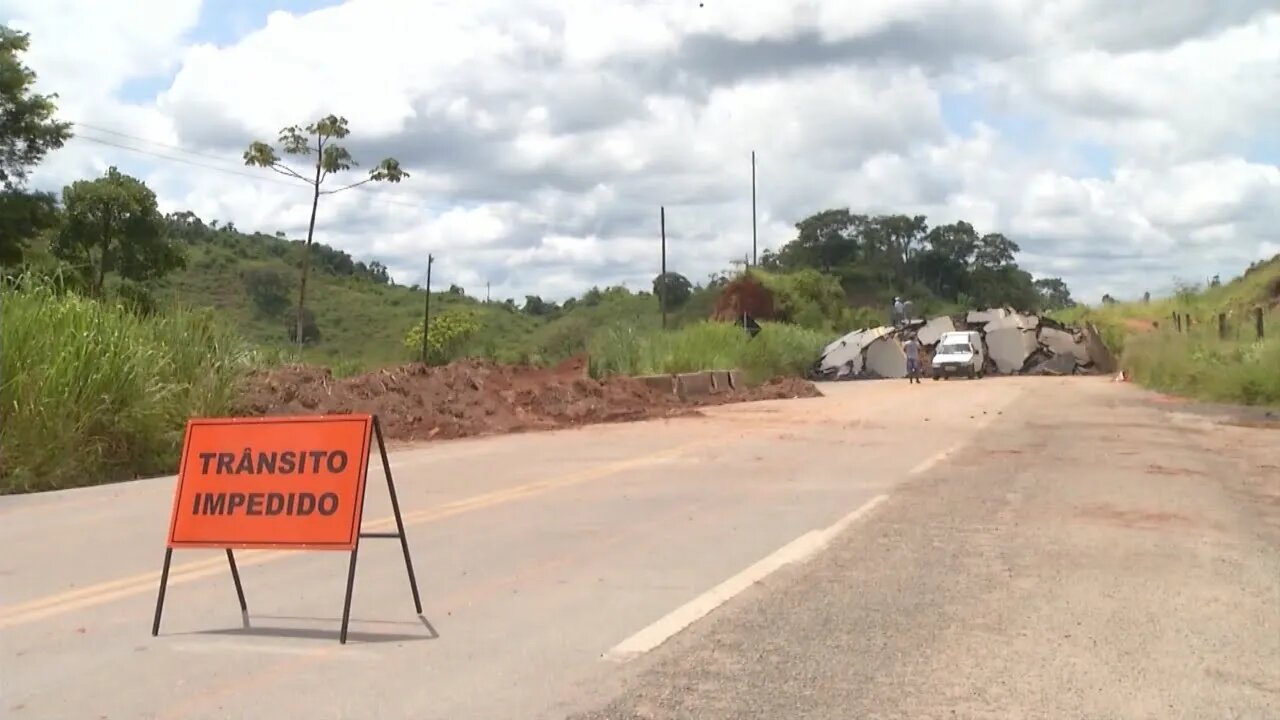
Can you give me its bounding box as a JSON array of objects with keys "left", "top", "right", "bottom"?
[
  {"left": 916, "top": 315, "right": 956, "bottom": 346},
  {"left": 986, "top": 327, "right": 1038, "bottom": 374},
  {"left": 675, "top": 372, "right": 714, "bottom": 399},
  {"left": 863, "top": 336, "right": 907, "bottom": 378},
  {"left": 709, "top": 370, "right": 732, "bottom": 394},
  {"left": 1038, "top": 327, "right": 1091, "bottom": 364},
  {"left": 727, "top": 369, "right": 744, "bottom": 390},
  {"left": 635, "top": 374, "right": 676, "bottom": 396}
]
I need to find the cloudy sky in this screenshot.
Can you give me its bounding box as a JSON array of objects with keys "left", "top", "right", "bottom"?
[{"left": 6, "top": 0, "right": 1279, "bottom": 303}]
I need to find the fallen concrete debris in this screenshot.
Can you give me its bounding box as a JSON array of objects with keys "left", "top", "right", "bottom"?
[{"left": 812, "top": 308, "right": 1109, "bottom": 381}]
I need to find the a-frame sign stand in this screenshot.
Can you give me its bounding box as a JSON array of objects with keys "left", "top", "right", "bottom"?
[{"left": 151, "top": 414, "right": 422, "bottom": 644}]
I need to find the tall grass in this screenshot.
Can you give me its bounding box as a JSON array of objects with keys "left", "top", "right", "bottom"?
[
  {"left": 587, "top": 320, "right": 829, "bottom": 384},
  {"left": 1121, "top": 312, "right": 1279, "bottom": 406},
  {"left": 1, "top": 277, "right": 253, "bottom": 493}
]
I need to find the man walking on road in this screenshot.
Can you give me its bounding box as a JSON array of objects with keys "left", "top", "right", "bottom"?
[{"left": 904, "top": 336, "right": 921, "bottom": 384}]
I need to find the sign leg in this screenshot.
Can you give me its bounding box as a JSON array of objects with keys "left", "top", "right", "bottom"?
[
  {"left": 339, "top": 546, "right": 360, "bottom": 644},
  {"left": 151, "top": 548, "right": 174, "bottom": 636},
  {"left": 226, "top": 549, "right": 249, "bottom": 628},
  {"left": 374, "top": 416, "right": 423, "bottom": 614}
]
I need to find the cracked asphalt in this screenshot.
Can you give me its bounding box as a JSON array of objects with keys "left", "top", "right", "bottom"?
[{"left": 573, "top": 379, "right": 1280, "bottom": 720}]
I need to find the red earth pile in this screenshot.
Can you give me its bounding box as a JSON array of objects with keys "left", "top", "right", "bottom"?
[
  {"left": 711, "top": 274, "right": 775, "bottom": 322},
  {"left": 232, "top": 357, "right": 819, "bottom": 443}
]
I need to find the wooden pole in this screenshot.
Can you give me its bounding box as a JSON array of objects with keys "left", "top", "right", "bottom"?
[
  {"left": 1218, "top": 312, "right": 1227, "bottom": 339},
  {"left": 420, "top": 254, "right": 434, "bottom": 364},
  {"left": 1257, "top": 307, "right": 1265, "bottom": 340},
  {"left": 660, "top": 206, "right": 667, "bottom": 330},
  {"left": 751, "top": 151, "right": 757, "bottom": 267}
]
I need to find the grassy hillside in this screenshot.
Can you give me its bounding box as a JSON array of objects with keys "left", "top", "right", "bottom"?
[{"left": 1054, "top": 255, "right": 1280, "bottom": 406}]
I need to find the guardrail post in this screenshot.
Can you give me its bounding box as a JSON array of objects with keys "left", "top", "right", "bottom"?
[
  {"left": 1256, "top": 307, "right": 1265, "bottom": 340},
  {"left": 1218, "top": 312, "right": 1227, "bottom": 339}
]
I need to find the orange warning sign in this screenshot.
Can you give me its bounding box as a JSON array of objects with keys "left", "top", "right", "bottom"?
[{"left": 165, "top": 415, "right": 374, "bottom": 550}]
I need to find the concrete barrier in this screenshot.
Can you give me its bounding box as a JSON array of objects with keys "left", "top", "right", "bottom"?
[
  {"left": 635, "top": 374, "right": 676, "bottom": 396},
  {"left": 727, "top": 369, "right": 743, "bottom": 390},
  {"left": 709, "top": 370, "right": 731, "bottom": 394},
  {"left": 675, "top": 372, "right": 714, "bottom": 400}
]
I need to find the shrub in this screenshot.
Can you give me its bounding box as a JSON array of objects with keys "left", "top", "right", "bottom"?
[{"left": 1, "top": 275, "right": 250, "bottom": 492}]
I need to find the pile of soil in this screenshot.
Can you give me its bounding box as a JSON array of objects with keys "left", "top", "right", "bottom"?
[{"left": 232, "top": 358, "right": 819, "bottom": 443}]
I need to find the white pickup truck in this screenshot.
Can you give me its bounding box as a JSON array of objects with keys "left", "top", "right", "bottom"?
[{"left": 930, "top": 330, "right": 985, "bottom": 380}]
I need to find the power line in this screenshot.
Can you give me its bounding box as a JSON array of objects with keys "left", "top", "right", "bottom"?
[
  {"left": 65, "top": 123, "right": 427, "bottom": 210},
  {"left": 68, "top": 133, "right": 308, "bottom": 187},
  {"left": 70, "top": 121, "right": 254, "bottom": 165}
]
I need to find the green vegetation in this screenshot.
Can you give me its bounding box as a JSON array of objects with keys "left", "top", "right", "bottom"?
[
  {"left": 588, "top": 321, "right": 829, "bottom": 384},
  {"left": 243, "top": 114, "right": 407, "bottom": 346},
  {"left": 1, "top": 276, "right": 251, "bottom": 492},
  {"left": 761, "top": 210, "right": 1075, "bottom": 314},
  {"left": 1055, "top": 255, "right": 1280, "bottom": 406}
]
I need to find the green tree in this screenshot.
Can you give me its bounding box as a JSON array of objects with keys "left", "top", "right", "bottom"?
[
  {"left": 523, "top": 295, "right": 557, "bottom": 316},
  {"left": 1032, "top": 277, "right": 1074, "bottom": 310},
  {"left": 242, "top": 266, "right": 290, "bottom": 317},
  {"left": 244, "top": 114, "right": 408, "bottom": 347},
  {"left": 0, "top": 27, "right": 73, "bottom": 265},
  {"left": 402, "top": 310, "right": 480, "bottom": 365},
  {"left": 52, "top": 167, "right": 182, "bottom": 296},
  {"left": 285, "top": 305, "right": 321, "bottom": 344},
  {"left": 652, "top": 271, "right": 693, "bottom": 309}
]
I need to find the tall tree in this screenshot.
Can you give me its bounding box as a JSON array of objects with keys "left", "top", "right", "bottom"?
[
  {"left": 53, "top": 167, "right": 182, "bottom": 295},
  {"left": 244, "top": 114, "right": 408, "bottom": 346},
  {"left": 652, "top": 271, "right": 693, "bottom": 309},
  {"left": 0, "top": 27, "right": 73, "bottom": 265},
  {"left": 973, "top": 232, "right": 1020, "bottom": 269},
  {"left": 1032, "top": 277, "right": 1074, "bottom": 310}
]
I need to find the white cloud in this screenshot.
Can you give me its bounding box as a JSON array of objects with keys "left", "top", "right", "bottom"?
[{"left": 9, "top": 0, "right": 1280, "bottom": 309}]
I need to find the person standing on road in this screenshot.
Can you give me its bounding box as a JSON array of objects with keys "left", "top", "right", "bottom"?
[{"left": 904, "top": 336, "right": 921, "bottom": 384}]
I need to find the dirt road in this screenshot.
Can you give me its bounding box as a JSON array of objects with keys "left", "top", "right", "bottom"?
[{"left": 2, "top": 377, "right": 1277, "bottom": 719}]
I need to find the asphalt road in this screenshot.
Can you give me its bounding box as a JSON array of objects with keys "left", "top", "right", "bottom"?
[{"left": 2, "top": 377, "right": 1277, "bottom": 719}]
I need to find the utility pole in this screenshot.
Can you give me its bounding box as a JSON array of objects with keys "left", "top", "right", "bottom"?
[
  {"left": 485, "top": 281, "right": 490, "bottom": 303},
  {"left": 751, "top": 150, "right": 757, "bottom": 267},
  {"left": 660, "top": 206, "right": 667, "bottom": 330},
  {"left": 420, "top": 254, "right": 434, "bottom": 365}
]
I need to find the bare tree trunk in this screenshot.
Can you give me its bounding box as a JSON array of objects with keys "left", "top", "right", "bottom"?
[{"left": 296, "top": 159, "right": 322, "bottom": 348}]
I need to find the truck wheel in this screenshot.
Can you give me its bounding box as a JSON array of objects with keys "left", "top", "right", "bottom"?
[{"left": 967, "top": 368, "right": 976, "bottom": 379}]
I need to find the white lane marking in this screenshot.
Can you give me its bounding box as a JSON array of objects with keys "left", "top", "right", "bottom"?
[
  {"left": 603, "top": 494, "right": 889, "bottom": 663},
  {"left": 908, "top": 443, "right": 963, "bottom": 476},
  {"left": 909, "top": 410, "right": 1001, "bottom": 476}
]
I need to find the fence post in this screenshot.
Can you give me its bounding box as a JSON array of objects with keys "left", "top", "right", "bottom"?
[
  {"left": 1218, "top": 312, "right": 1227, "bottom": 339},
  {"left": 1256, "top": 307, "right": 1265, "bottom": 340},
  {"left": 1173, "top": 312, "right": 1181, "bottom": 332}
]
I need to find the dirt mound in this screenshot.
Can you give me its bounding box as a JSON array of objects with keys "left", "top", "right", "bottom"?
[
  {"left": 712, "top": 275, "right": 775, "bottom": 322},
  {"left": 232, "top": 359, "right": 819, "bottom": 443},
  {"left": 716, "top": 376, "right": 823, "bottom": 402}
]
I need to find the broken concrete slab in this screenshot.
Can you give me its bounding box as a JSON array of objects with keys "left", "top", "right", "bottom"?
[
  {"left": 863, "top": 336, "right": 907, "bottom": 378},
  {"left": 1038, "top": 327, "right": 1091, "bottom": 364},
  {"left": 812, "top": 307, "right": 1110, "bottom": 382},
  {"left": 986, "top": 313, "right": 1039, "bottom": 332},
  {"left": 1028, "top": 353, "right": 1078, "bottom": 376},
  {"left": 966, "top": 308, "right": 1009, "bottom": 325},
  {"left": 1084, "top": 323, "right": 1117, "bottom": 374},
  {"left": 986, "top": 326, "right": 1039, "bottom": 374},
  {"left": 916, "top": 315, "right": 956, "bottom": 346},
  {"left": 818, "top": 326, "right": 890, "bottom": 378}
]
